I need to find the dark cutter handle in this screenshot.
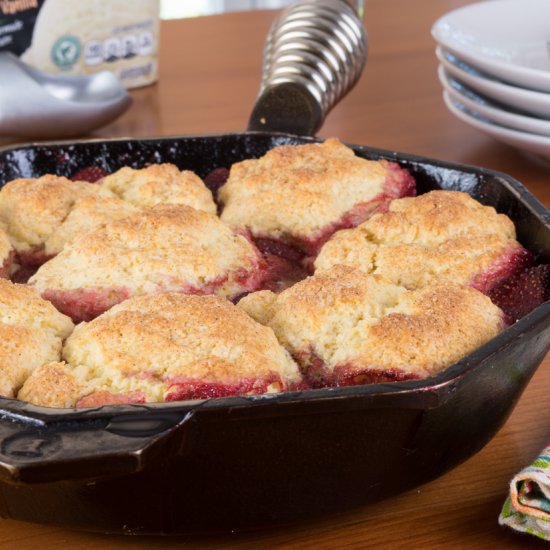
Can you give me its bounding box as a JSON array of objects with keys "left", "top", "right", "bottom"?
[
  {"left": 248, "top": 0, "right": 367, "bottom": 135},
  {"left": 0, "top": 407, "right": 193, "bottom": 484}
]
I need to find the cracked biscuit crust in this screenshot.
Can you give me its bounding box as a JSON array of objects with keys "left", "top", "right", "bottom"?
[
  {"left": 100, "top": 163, "right": 216, "bottom": 213},
  {"left": 0, "top": 279, "right": 73, "bottom": 398},
  {"left": 0, "top": 174, "right": 128, "bottom": 263},
  {"left": 239, "top": 265, "right": 505, "bottom": 386},
  {"left": 29, "top": 204, "right": 267, "bottom": 321},
  {"left": 18, "top": 293, "right": 302, "bottom": 408},
  {"left": 219, "top": 138, "right": 415, "bottom": 254},
  {"left": 315, "top": 190, "right": 530, "bottom": 292}
]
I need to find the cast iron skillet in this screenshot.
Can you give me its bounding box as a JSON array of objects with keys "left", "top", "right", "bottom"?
[
  {"left": 0, "top": 1, "right": 549, "bottom": 536},
  {"left": 0, "top": 133, "right": 548, "bottom": 535}
]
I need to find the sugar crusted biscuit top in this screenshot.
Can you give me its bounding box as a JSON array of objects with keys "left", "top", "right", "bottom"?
[
  {"left": 0, "top": 175, "right": 117, "bottom": 255},
  {"left": 0, "top": 279, "right": 74, "bottom": 398},
  {"left": 18, "top": 293, "right": 301, "bottom": 407},
  {"left": 239, "top": 265, "right": 504, "bottom": 380},
  {"left": 219, "top": 138, "right": 392, "bottom": 241},
  {"left": 315, "top": 190, "right": 524, "bottom": 290},
  {"left": 29, "top": 204, "right": 263, "bottom": 298},
  {"left": 100, "top": 164, "right": 217, "bottom": 213},
  {"left": 44, "top": 194, "right": 139, "bottom": 257}
]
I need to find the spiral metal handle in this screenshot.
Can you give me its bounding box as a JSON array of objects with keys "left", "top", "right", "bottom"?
[{"left": 248, "top": 0, "right": 367, "bottom": 135}]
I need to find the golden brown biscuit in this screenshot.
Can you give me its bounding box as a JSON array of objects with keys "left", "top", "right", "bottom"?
[
  {"left": 0, "top": 174, "right": 119, "bottom": 265},
  {"left": 239, "top": 265, "right": 505, "bottom": 387},
  {"left": 315, "top": 190, "right": 531, "bottom": 293},
  {"left": 100, "top": 163, "right": 216, "bottom": 213},
  {"left": 29, "top": 204, "right": 268, "bottom": 322},
  {"left": 0, "top": 279, "right": 74, "bottom": 398},
  {"left": 17, "top": 362, "right": 84, "bottom": 408},
  {"left": 18, "top": 293, "right": 302, "bottom": 408},
  {"left": 0, "top": 225, "right": 15, "bottom": 279},
  {"left": 44, "top": 194, "right": 139, "bottom": 258},
  {"left": 218, "top": 138, "right": 415, "bottom": 257}
]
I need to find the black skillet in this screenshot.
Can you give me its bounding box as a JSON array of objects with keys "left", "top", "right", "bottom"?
[{"left": 0, "top": 0, "right": 548, "bottom": 535}]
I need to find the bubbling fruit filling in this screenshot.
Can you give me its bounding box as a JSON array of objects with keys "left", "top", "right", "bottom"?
[
  {"left": 295, "top": 348, "right": 422, "bottom": 389},
  {"left": 469, "top": 245, "right": 533, "bottom": 295},
  {"left": 42, "top": 287, "right": 133, "bottom": 324},
  {"left": 76, "top": 389, "right": 146, "bottom": 408},
  {"left": 16, "top": 247, "right": 56, "bottom": 268},
  {"left": 164, "top": 374, "right": 283, "bottom": 402},
  {"left": 70, "top": 166, "right": 109, "bottom": 183},
  {"left": 489, "top": 264, "right": 550, "bottom": 324},
  {"left": 204, "top": 166, "right": 230, "bottom": 202}
]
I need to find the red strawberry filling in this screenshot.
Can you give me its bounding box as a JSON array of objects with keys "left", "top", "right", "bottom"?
[
  {"left": 489, "top": 264, "right": 550, "bottom": 323},
  {"left": 42, "top": 287, "right": 132, "bottom": 323},
  {"left": 76, "top": 390, "right": 146, "bottom": 408},
  {"left": 294, "top": 349, "right": 420, "bottom": 388},
  {"left": 204, "top": 167, "right": 229, "bottom": 199},
  {"left": 70, "top": 166, "right": 109, "bottom": 183},
  {"left": 11, "top": 264, "right": 39, "bottom": 284},
  {"left": 260, "top": 254, "right": 310, "bottom": 293},
  {"left": 332, "top": 365, "right": 421, "bottom": 386},
  {"left": 469, "top": 245, "right": 533, "bottom": 294},
  {"left": 164, "top": 374, "right": 281, "bottom": 401},
  {"left": 254, "top": 238, "right": 306, "bottom": 263},
  {"left": 17, "top": 247, "right": 55, "bottom": 268},
  {"left": 383, "top": 160, "right": 417, "bottom": 199}
]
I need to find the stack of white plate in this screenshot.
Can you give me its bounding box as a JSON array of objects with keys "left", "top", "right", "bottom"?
[{"left": 431, "top": 0, "right": 550, "bottom": 160}]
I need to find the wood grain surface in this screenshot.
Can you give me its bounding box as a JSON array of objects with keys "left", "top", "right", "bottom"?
[{"left": 0, "top": 1, "right": 549, "bottom": 548}]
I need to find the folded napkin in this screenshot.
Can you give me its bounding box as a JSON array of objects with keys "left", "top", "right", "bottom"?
[{"left": 499, "top": 442, "right": 550, "bottom": 540}]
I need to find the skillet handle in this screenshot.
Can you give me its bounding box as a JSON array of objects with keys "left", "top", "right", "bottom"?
[
  {"left": 0, "top": 407, "right": 193, "bottom": 484},
  {"left": 248, "top": 0, "right": 367, "bottom": 135}
]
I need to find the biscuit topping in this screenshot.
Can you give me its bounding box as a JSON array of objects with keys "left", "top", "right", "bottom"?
[
  {"left": 219, "top": 138, "right": 415, "bottom": 255},
  {"left": 239, "top": 265, "right": 505, "bottom": 386},
  {"left": 315, "top": 190, "right": 530, "bottom": 292},
  {"left": 29, "top": 204, "right": 268, "bottom": 321},
  {"left": 18, "top": 293, "right": 302, "bottom": 407},
  {"left": 0, "top": 279, "right": 73, "bottom": 398},
  {"left": 100, "top": 163, "right": 216, "bottom": 213}
]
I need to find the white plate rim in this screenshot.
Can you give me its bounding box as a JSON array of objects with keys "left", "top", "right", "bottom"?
[
  {"left": 436, "top": 47, "right": 550, "bottom": 119},
  {"left": 437, "top": 65, "right": 550, "bottom": 137},
  {"left": 442, "top": 90, "right": 550, "bottom": 158},
  {"left": 432, "top": 0, "right": 550, "bottom": 92}
]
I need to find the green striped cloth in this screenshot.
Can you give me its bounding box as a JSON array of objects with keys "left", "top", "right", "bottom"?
[{"left": 499, "top": 443, "right": 550, "bottom": 540}]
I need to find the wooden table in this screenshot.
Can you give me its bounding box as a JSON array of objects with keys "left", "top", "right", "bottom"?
[{"left": 1, "top": 1, "right": 549, "bottom": 548}]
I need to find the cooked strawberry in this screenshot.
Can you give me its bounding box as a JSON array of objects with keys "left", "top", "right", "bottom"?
[
  {"left": 10, "top": 264, "right": 38, "bottom": 284},
  {"left": 261, "top": 253, "right": 309, "bottom": 292},
  {"left": 254, "top": 237, "right": 306, "bottom": 262},
  {"left": 71, "top": 166, "right": 108, "bottom": 183},
  {"left": 204, "top": 167, "right": 229, "bottom": 196},
  {"left": 488, "top": 264, "right": 550, "bottom": 323}
]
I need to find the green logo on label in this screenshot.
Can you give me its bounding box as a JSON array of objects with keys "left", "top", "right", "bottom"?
[{"left": 51, "top": 35, "right": 81, "bottom": 69}]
